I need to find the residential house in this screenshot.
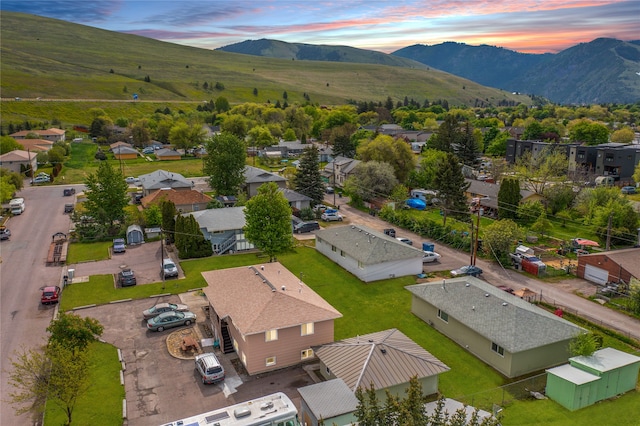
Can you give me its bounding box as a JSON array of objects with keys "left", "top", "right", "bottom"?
[
  {"left": 149, "top": 140, "right": 165, "bottom": 150},
  {"left": 201, "top": 262, "right": 342, "bottom": 375},
  {"left": 378, "top": 124, "right": 403, "bottom": 136},
  {"left": 187, "top": 207, "right": 253, "bottom": 254},
  {"left": 138, "top": 170, "right": 193, "bottom": 196},
  {"left": 298, "top": 379, "right": 359, "bottom": 426},
  {"left": 546, "top": 347, "right": 640, "bottom": 411},
  {"left": 112, "top": 146, "right": 138, "bottom": 160},
  {"left": 14, "top": 138, "right": 54, "bottom": 152},
  {"left": 464, "top": 178, "right": 542, "bottom": 217},
  {"left": 0, "top": 150, "right": 38, "bottom": 174},
  {"left": 10, "top": 128, "right": 65, "bottom": 142},
  {"left": 109, "top": 141, "right": 133, "bottom": 152},
  {"left": 243, "top": 165, "right": 287, "bottom": 197},
  {"left": 322, "top": 156, "right": 361, "bottom": 187},
  {"left": 315, "top": 224, "right": 423, "bottom": 282},
  {"left": 141, "top": 188, "right": 211, "bottom": 213},
  {"left": 314, "top": 329, "right": 450, "bottom": 400},
  {"left": 155, "top": 148, "right": 182, "bottom": 161},
  {"left": 279, "top": 188, "right": 312, "bottom": 211},
  {"left": 215, "top": 195, "right": 237, "bottom": 207},
  {"left": 406, "top": 277, "right": 585, "bottom": 378},
  {"left": 576, "top": 247, "right": 640, "bottom": 286}
]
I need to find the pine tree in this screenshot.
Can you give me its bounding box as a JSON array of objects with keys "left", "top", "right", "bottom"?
[
  {"left": 497, "top": 178, "right": 521, "bottom": 220},
  {"left": 292, "top": 146, "right": 324, "bottom": 206},
  {"left": 429, "top": 114, "right": 460, "bottom": 153},
  {"left": 433, "top": 153, "right": 470, "bottom": 226},
  {"left": 161, "top": 200, "right": 177, "bottom": 243},
  {"left": 454, "top": 121, "right": 481, "bottom": 167}
]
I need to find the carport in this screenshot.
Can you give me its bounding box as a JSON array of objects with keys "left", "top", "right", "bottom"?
[{"left": 126, "top": 224, "right": 144, "bottom": 245}]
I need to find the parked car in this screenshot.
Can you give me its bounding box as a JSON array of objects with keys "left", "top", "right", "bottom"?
[
  {"left": 41, "top": 285, "right": 61, "bottom": 304},
  {"left": 162, "top": 258, "right": 179, "bottom": 279},
  {"left": 621, "top": 186, "right": 637, "bottom": 194},
  {"left": 125, "top": 176, "right": 137, "bottom": 184},
  {"left": 498, "top": 285, "right": 515, "bottom": 294},
  {"left": 321, "top": 211, "right": 343, "bottom": 222},
  {"left": 31, "top": 174, "right": 50, "bottom": 184},
  {"left": 132, "top": 193, "right": 143, "bottom": 204},
  {"left": 147, "top": 310, "right": 196, "bottom": 332},
  {"left": 64, "top": 203, "right": 74, "bottom": 214},
  {"left": 63, "top": 188, "right": 76, "bottom": 196},
  {"left": 142, "top": 302, "right": 189, "bottom": 320},
  {"left": 118, "top": 269, "right": 137, "bottom": 287},
  {"left": 325, "top": 186, "right": 335, "bottom": 194},
  {"left": 0, "top": 226, "right": 10, "bottom": 240},
  {"left": 294, "top": 221, "right": 320, "bottom": 234},
  {"left": 450, "top": 265, "right": 483, "bottom": 277},
  {"left": 142, "top": 147, "right": 155, "bottom": 154},
  {"left": 113, "top": 238, "right": 126, "bottom": 253},
  {"left": 422, "top": 251, "right": 441, "bottom": 263},
  {"left": 396, "top": 237, "right": 413, "bottom": 245},
  {"left": 383, "top": 228, "right": 396, "bottom": 238},
  {"left": 195, "top": 353, "right": 225, "bottom": 384}
]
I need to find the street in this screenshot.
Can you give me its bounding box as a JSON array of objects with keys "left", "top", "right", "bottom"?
[{"left": 0, "top": 184, "right": 82, "bottom": 424}]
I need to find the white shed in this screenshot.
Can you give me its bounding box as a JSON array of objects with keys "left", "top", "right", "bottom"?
[{"left": 126, "top": 224, "right": 144, "bottom": 245}]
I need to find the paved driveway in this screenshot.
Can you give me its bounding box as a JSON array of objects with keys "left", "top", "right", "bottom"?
[{"left": 76, "top": 292, "right": 314, "bottom": 426}]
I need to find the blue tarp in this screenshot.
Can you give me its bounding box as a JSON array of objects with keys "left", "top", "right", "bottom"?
[{"left": 405, "top": 198, "right": 426, "bottom": 210}]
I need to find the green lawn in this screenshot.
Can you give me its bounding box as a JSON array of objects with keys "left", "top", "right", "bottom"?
[
  {"left": 58, "top": 246, "right": 640, "bottom": 425},
  {"left": 66, "top": 242, "right": 111, "bottom": 264},
  {"left": 44, "top": 341, "right": 123, "bottom": 426}
]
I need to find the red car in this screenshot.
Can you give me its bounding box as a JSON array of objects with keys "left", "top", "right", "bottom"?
[{"left": 41, "top": 286, "right": 61, "bottom": 305}]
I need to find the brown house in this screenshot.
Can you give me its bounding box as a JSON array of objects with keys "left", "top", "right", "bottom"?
[
  {"left": 577, "top": 247, "right": 640, "bottom": 286},
  {"left": 14, "top": 138, "right": 54, "bottom": 152},
  {"left": 112, "top": 146, "right": 138, "bottom": 160},
  {"left": 10, "top": 128, "right": 65, "bottom": 142},
  {"left": 155, "top": 148, "right": 182, "bottom": 161},
  {"left": 201, "top": 263, "right": 342, "bottom": 375},
  {"left": 140, "top": 188, "right": 211, "bottom": 213}
]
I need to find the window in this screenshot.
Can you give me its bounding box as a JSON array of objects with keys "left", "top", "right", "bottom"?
[
  {"left": 325, "top": 366, "right": 331, "bottom": 375},
  {"left": 242, "top": 352, "right": 247, "bottom": 364},
  {"left": 340, "top": 250, "right": 345, "bottom": 257},
  {"left": 437, "top": 309, "right": 449, "bottom": 323},
  {"left": 358, "top": 261, "right": 364, "bottom": 269},
  {"left": 233, "top": 339, "right": 239, "bottom": 352},
  {"left": 301, "top": 322, "right": 314, "bottom": 336},
  {"left": 331, "top": 245, "right": 337, "bottom": 252},
  {"left": 266, "top": 356, "right": 276, "bottom": 366},
  {"left": 265, "top": 329, "right": 278, "bottom": 342},
  {"left": 491, "top": 342, "right": 505, "bottom": 356},
  {"left": 301, "top": 349, "right": 314, "bottom": 360}
]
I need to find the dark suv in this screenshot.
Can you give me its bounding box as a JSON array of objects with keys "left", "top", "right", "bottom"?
[
  {"left": 294, "top": 221, "right": 320, "bottom": 234},
  {"left": 119, "top": 269, "right": 137, "bottom": 287}
]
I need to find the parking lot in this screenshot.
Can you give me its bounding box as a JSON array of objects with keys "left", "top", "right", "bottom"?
[{"left": 76, "top": 291, "right": 315, "bottom": 426}]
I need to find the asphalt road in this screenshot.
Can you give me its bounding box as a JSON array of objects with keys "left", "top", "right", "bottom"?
[
  {"left": 326, "top": 195, "right": 640, "bottom": 343},
  {"left": 0, "top": 183, "right": 84, "bottom": 424}
]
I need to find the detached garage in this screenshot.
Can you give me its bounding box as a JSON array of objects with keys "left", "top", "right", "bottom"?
[{"left": 577, "top": 248, "right": 640, "bottom": 286}]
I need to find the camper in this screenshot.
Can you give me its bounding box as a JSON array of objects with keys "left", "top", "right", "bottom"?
[
  {"left": 594, "top": 176, "right": 615, "bottom": 187},
  {"left": 410, "top": 188, "right": 438, "bottom": 204},
  {"left": 9, "top": 198, "right": 25, "bottom": 215}
]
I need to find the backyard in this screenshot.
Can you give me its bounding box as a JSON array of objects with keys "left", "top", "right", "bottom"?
[{"left": 54, "top": 243, "right": 640, "bottom": 425}]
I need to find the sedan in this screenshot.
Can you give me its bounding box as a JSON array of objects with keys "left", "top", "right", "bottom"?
[
  {"left": 142, "top": 302, "right": 189, "bottom": 320},
  {"left": 147, "top": 311, "right": 196, "bottom": 332},
  {"left": 0, "top": 226, "right": 10, "bottom": 240},
  {"left": 450, "top": 265, "right": 483, "bottom": 277},
  {"left": 621, "top": 186, "right": 637, "bottom": 195},
  {"left": 321, "top": 212, "right": 343, "bottom": 222},
  {"left": 396, "top": 237, "right": 413, "bottom": 246},
  {"left": 422, "top": 251, "right": 441, "bottom": 263},
  {"left": 31, "top": 175, "right": 50, "bottom": 184}
]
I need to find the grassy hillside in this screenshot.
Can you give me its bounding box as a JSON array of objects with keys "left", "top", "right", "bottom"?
[{"left": 1, "top": 12, "right": 529, "bottom": 111}]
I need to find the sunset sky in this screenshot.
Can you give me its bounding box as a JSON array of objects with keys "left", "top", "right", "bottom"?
[{"left": 2, "top": 0, "right": 639, "bottom": 54}]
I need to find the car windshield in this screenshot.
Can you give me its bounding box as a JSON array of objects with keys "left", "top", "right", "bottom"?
[
  {"left": 164, "top": 263, "right": 175, "bottom": 270},
  {"left": 44, "top": 291, "right": 55, "bottom": 296}
]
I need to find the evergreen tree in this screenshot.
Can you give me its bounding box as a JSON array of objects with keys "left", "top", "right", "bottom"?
[
  {"left": 454, "top": 121, "right": 481, "bottom": 167},
  {"left": 292, "top": 146, "right": 324, "bottom": 206},
  {"left": 244, "top": 182, "right": 293, "bottom": 262},
  {"left": 161, "top": 200, "right": 177, "bottom": 243},
  {"left": 433, "top": 153, "right": 470, "bottom": 226},
  {"left": 429, "top": 114, "right": 460, "bottom": 153},
  {"left": 204, "top": 132, "right": 246, "bottom": 195},
  {"left": 497, "top": 178, "right": 521, "bottom": 220}
]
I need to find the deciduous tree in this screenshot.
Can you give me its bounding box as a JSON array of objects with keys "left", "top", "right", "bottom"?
[
  {"left": 244, "top": 182, "right": 293, "bottom": 261},
  {"left": 204, "top": 133, "right": 247, "bottom": 195},
  {"left": 344, "top": 161, "right": 398, "bottom": 202},
  {"left": 46, "top": 312, "right": 104, "bottom": 353},
  {"left": 357, "top": 134, "right": 416, "bottom": 183},
  {"left": 83, "top": 162, "right": 129, "bottom": 233},
  {"left": 481, "top": 219, "right": 523, "bottom": 258}
]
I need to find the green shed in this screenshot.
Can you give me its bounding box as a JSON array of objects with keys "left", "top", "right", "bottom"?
[
  {"left": 546, "top": 347, "right": 640, "bottom": 411},
  {"left": 546, "top": 364, "right": 601, "bottom": 411}
]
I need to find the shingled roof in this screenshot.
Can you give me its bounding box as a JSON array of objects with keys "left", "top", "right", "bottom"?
[
  {"left": 141, "top": 188, "right": 211, "bottom": 207},
  {"left": 315, "top": 224, "right": 423, "bottom": 265},
  {"left": 314, "top": 328, "right": 450, "bottom": 392},
  {"left": 406, "top": 277, "right": 584, "bottom": 353},
  {"left": 201, "top": 263, "right": 342, "bottom": 335}
]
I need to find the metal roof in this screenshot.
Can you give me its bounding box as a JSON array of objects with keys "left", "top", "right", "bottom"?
[
  {"left": 314, "top": 328, "right": 449, "bottom": 392},
  {"left": 315, "top": 225, "right": 423, "bottom": 265},
  {"left": 570, "top": 347, "right": 640, "bottom": 372},
  {"left": 406, "top": 277, "right": 585, "bottom": 353},
  {"left": 546, "top": 364, "right": 600, "bottom": 385},
  {"left": 188, "top": 207, "right": 246, "bottom": 232},
  {"left": 139, "top": 170, "right": 192, "bottom": 190},
  {"left": 244, "top": 166, "right": 287, "bottom": 183},
  {"left": 297, "top": 379, "right": 359, "bottom": 420}
]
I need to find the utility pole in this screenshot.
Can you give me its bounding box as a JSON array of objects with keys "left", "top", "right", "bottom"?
[
  {"left": 605, "top": 213, "right": 613, "bottom": 251},
  {"left": 473, "top": 204, "right": 481, "bottom": 266},
  {"left": 332, "top": 158, "right": 336, "bottom": 206},
  {"left": 469, "top": 219, "right": 475, "bottom": 266}
]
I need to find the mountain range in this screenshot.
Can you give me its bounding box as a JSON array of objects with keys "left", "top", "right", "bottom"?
[{"left": 219, "top": 38, "right": 640, "bottom": 105}]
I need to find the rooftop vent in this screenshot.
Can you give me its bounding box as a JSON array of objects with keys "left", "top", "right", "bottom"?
[
  {"left": 485, "top": 293, "right": 490, "bottom": 297},
  {"left": 368, "top": 339, "right": 373, "bottom": 342},
  {"left": 465, "top": 283, "right": 470, "bottom": 287},
  {"left": 261, "top": 265, "right": 264, "bottom": 270},
  {"left": 281, "top": 286, "right": 286, "bottom": 291},
  {"left": 502, "top": 302, "right": 508, "bottom": 306},
  {"left": 380, "top": 349, "right": 387, "bottom": 354}
]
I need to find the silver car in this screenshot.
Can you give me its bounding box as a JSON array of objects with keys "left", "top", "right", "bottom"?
[
  {"left": 142, "top": 302, "right": 189, "bottom": 320},
  {"left": 146, "top": 311, "right": 196, "bottom": 332}
]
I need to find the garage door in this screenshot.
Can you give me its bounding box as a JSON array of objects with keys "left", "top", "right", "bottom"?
[{"left": 584, "top": 264, "right": 609, "bottom": 285}]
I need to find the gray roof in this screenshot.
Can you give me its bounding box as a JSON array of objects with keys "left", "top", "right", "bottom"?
[
  {"left": 139, "top": 170, "right": 192, "bottom": 191},
  {"left": 244, "top": 166, "right": 286, "bottom": 184},
  {"left": 546, "top": 364, "right": 601, "bottom": 385},
  {"left": 314, "top": 328, "right": 450, "bottom": 392},
  {"left": 112, "top": 146, "right": 138, "bottom": 155},
  {"left": 186, "top": 207, "right": 246, "bottom": 232},
  {"left": 297, "top": 379, "right": 359, "bottom": 420},
  {"left": 570, "top": 347, "right": 640, "bottom": 372},
  {"left": 155, "top": 148, "right": 180, "bottom": 156},
  {"left": 279, "top": 188, "right": 312, "bottom": 202},
  {"left": 465, "top": 178, "right": 535, "bottom": 209},
  {"left": 406, "top": 277, "right": 585, "bottom": 353},
  {"left": 315, "top": 224, "right": 423, "bottom": 265}
]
